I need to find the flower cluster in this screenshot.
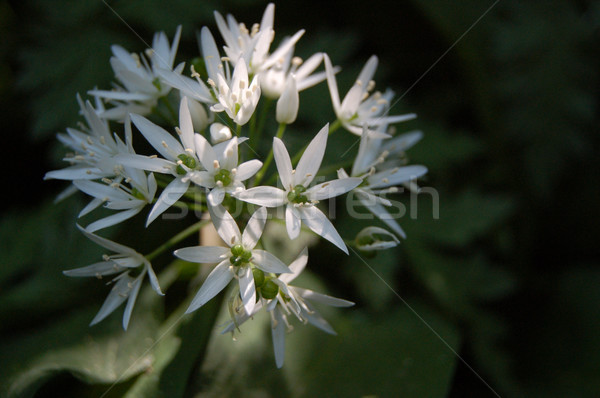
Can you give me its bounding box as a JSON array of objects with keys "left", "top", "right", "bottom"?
[{"left": 46, "top": 3, "right": 427, "bottom": 368}]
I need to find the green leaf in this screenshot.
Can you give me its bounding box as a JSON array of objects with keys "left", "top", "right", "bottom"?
[{"left": 0, "top": 281, "right": 163, "bottom": 398}]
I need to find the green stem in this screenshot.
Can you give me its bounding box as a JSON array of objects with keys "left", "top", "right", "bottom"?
[
  {"left": 160, "top": 96, "right": 178, "bottom": 124},
  {"left": 145, "top": 219, "right": 210, "bottom": 261},
  {"left": 252, "top": 123, "right": 286, "bottom": 186},
  {"left": 250, "top": 98, "right": 273, "bottom": 148},
  {"left": 235, "top": 123, "right": 242, "bottom": 137}
]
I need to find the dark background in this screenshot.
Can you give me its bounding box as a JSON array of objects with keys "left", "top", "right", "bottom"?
[{"left": 1, "top": 0, "right": 599, "bottom": 397}]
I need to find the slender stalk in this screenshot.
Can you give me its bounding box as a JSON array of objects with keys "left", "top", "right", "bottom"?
[
  {"left": 250, "top": 98, "right": 273, "bottom": 148},
  {"left": 160, "top": 96, "right": 178, "bottom": 124},
  {"left": 252, "top": 123, "right": 286, "bottom": 186},
  {"left": 145, "top": 219, "right": 211, "bottom": 261}
]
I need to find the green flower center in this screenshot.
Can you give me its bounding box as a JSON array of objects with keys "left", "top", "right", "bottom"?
[
  {"left": 176, "top": 153, "right": 197, "bottom": 175},
  {"left": 229, "top": 244, "right": 252, "bottom": 267},
  {"left": 214, "top": 168, "right": 233, "bottom": 186},
  {"left": 252, "top": 268, "right": 280, "bottom": 299},
  {"left": 287, "top": 184, "right": 309, "bottom": 204}
]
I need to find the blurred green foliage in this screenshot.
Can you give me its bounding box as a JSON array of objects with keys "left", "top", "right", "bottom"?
[{"left": 1, "top": 0, "right": 599, "bottom": 397}]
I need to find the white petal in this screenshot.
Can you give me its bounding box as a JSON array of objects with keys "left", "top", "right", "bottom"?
[
  {"left": 207, "top": 187, "right": 226, "bottom": 206},
  {"left": 63, "top": 261, "right": 125, "bottom": 277},
  {"left": 122, "top": 274, "right": 144, "bottom": 330},
  {"left": 279, "top": 247, "right": 308, "bottom": 284},
  {"left": 112, "top": 154, "right": 175, "bottom": 174},
  {"left": 368, "top": 165, "right": 428, "bottom": 189},
  {"left": 285, "top": 204, "right": 301, "bottom": 240},
  {"left": 242, "top": 207, "right": 267, "bottom": 249},
  {"left": 174, "top": 246, "right": 230, "bottom": 263},
  {"left": 323, "top": 54, "right": 341, "bottom": 114},
  {"left": 194, "top": 133, "right": 218, "bottom": 171},
  {"left": 208, "top": 203, "right": 242, "bottom": 247},
  {"left": 294, "top": 286, "right": 355, "bottom": 307},
  {"left": 272, "top": 137, "right": 293, "bottom": 189},
  {"left": 131, "top": 114, "right": 183, "bottom": 160},
  {"left": 239, "top": 266, "right": 256, "bottom": 316},
  {"left": 235, "top": 159, "right": 262, "bottom": 181},
  {"left": 200, "top": 26, "right": 222, "bottom": 83},
  {"left": 146, "top": 177, "right": 189, "bottom": 226},
  {"left": 301, "top": 301, "right": 337, "bottom": 335},
  {"left": 295, "top": 124, "right": 328, "bottom": 186},
  {"left": 85, "top": 207, "right": 142, "bottom": 233},
  {"left": 235, "top": 186, "right": 287, "bottom": 207},
  {"left": 178, "top": 97, "right": 196, "bottom": 151},
  {"left": 251, "top": 250, "right": 291, "bottom": 274},
  {"left": 359, "top": 197, "right": 407, "bottom": 239},
  {"left": 305, "top": 177, "right": 362, "bottom": 201},
  {"left": 90, "top": 274, "right": 133, "bottom": 326},
  {"left": 76, "top": 224, "right": 139, "bottom": 257},
  {"left": 299, "top": 206, "right": 348, "bottom": 254},
  {"left": 185, "top": 260, "right": 233, "bottom": 313},
  {"left": 271, "top": 307, "right": 286, "bottom": 368},
  {"left": 145, "top": 262, "right": 164, "bottom": 295}
]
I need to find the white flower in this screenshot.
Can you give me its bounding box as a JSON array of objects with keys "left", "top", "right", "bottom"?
[
  {"left": 235, "top": 124, "right": 362, "bottom": 253},
  {"left": 174, "top": 206, "right": 291, "bottom": 316},
  {"left": 354, "top": 226, "right": 400, "bottom": 251},
  {"left": 339, "top": 125, "right": 427, "bottom": 238},
  {"left": 209, "top": 58, "right": 261, "bottom": 125},
  {"left": 324, "top": 54, "right": 416, "bottom": 138},
  {"left": 89, "top": 26, "right": 184, "bottom": 121},
  {"left": 213, "top": 3, "right": 304, "bottom": 76},
  {"left": 73, "top": 171, "right": 156, "bottom": 232},
  {"left": 45, "top": 96, "right": 124, "bottom": 182},
  {"left": 188, "top": 135, "right": 262, "bottom": 206},
  {"left": 115, "top": 97, "right": 203, "bottom": 225},
  {"left": 221, "top": 247, "right": 354, "bottom": 368},
  {"left": 63, "top": 225, "right": 163, "bottom": 330},
  {"left": 260, "top": 50, "right": 329, "bottom": 99}
]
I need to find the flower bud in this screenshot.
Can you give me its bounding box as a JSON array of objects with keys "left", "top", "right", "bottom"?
[
  {"left": 185, "top": 96, "right": 209, "bottom": 131},
  {"left": 355, "top": 226, "right": 400, "bottom": 251},
  {"left": 276, "top": 75, "right": 299, "bottom": 124},
  {"left": 210, "top": 122, "right": 232, "bottom": 144}
]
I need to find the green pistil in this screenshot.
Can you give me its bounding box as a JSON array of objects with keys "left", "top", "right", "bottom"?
[
  {"left": 214, "top": 169, "right": 233, "bottom": 186},
  {"left": 287, "top": 184, "right": 309, "bottom": 204},
  {"left": 260, "top": 279, "right": 279, "bottom": 300},
  {"left": 176, "top": 153, "right": 197, "bottom": 175},
  {"left": 229, "top": 244, "right": 252, "bottom": 267},
  {"left": 152, "top": 77, "right": 162, "bottom": 91},
  {"left": 252, "top": 268, "right": 265, "bottom": 287},
  {"left": 130, "top": 187, "right": 146, "bottom": 200}
]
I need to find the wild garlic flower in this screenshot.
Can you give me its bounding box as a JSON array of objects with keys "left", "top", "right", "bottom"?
[
  {"left": 235, "top": 124, "right": 362, "bottom": 253},
  {"left": 45, "top": 97, "right": 123, "bottom": 182},
  {"left": 89, "top": 26, "right": 183, "bottom": 121},
  {"left": 354, "top": 226, "right": 400, "bottom": 251},
  {"left": 221, "top": 247, "right": 354, "bottom": 368},
  {"left": 213, "top": 3, "right": 304, "bottom": 76},
  {"left": 115, "top": 97, "right": 204, "bottom": 225},
  {"left": 209, "top": 58, "right": 261, "bottom": 125},
  {"left": 324, "top": 54, "right": 416, "bottom": 138},
  {"left": 174, "top": 205, "right": 291, "bottom": 316},
  {"left": 73, "top": 172, "right": 156, "bottom": 233},
  {"left": 188, "top": 134, "right": 262, "bottom": 206},
  {"left": 339, "top": 125, "right": 427, "bottom": 238},
  {"left": 63, "top": 225, "right": 163, "bottom": 330}
]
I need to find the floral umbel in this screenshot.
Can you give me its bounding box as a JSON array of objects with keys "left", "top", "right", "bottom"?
[{"left": 46, "top": 3, "right": 428, "bottom": 368}]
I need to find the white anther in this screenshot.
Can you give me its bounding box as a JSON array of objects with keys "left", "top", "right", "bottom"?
[{"left": 213, "top": 160, "right": 220, "bottom": 169}]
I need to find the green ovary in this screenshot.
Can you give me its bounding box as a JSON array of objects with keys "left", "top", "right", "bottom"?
[
  {"left": 287, "top": 184, "right": 309, "bottom": 204},
  {"left": 214, "top": 169, "right": 233, "bottom": 186}
]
